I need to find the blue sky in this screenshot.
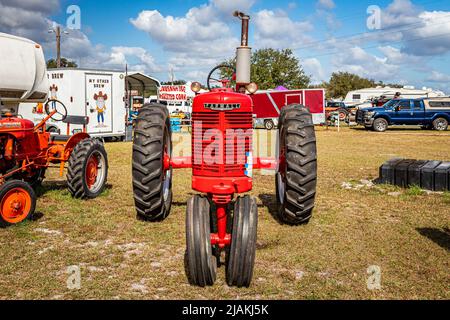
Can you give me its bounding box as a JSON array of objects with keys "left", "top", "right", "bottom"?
[{"left": 1, "top": 0, "right": 449, "bottom": 93}]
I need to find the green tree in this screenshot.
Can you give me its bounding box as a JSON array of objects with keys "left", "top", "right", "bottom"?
[
  {"left": 223, "top": 48, "right": 310, "bottom": 90},
  {"left": 47, "top": 58, "right": 78, "bottom": 69},
  {"left": 161, "top": 80, "right": 187, "bottom": 85},
  {"left": 325, "top": 72, "right": 376, "bottom": 99}
]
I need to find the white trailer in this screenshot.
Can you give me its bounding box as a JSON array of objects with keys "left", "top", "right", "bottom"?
[{"left": 18, "top": 68, "right": 126, "bottom": 139}]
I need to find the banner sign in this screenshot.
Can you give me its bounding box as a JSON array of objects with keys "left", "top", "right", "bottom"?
[{"left": 159, "top": 85, "right": 188, "bottom": 101}]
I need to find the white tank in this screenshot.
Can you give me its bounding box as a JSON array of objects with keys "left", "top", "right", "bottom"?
[
  {"left": 0, "top": 32, "right": 49, "bottom": 107},
  {"left": 236, "top": 46, "right": 251, "bottom": 85}
]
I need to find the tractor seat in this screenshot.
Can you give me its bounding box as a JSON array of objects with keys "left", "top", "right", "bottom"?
[
  {"left": 63, "top": 115, "right": 89, "bottom": 125},
  {"left": 50, "top": 135, "right": 72, "bottom": 142}
]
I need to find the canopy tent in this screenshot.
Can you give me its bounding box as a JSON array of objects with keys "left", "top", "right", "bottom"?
[{"left": 125, "top": 72, "right": 161, "bottom": 96}]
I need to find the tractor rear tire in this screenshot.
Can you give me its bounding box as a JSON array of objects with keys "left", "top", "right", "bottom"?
[
  {"left": 276, "top": 104, "right": 317, "bottom": 225},
  {"left": 185, "top": 195, "right": 217, "bottom": 287},
  {"left": 67, "top": 138, "right": 108, "bottom": 199},
  {"left": 226, "top": 195, "right": 258, "bottom": 287},
  {"left": 132, "top": 104, "right": 173, "bottom": 221},
  {"left": 0, "top": 180, "right": 36, "bottom": 227}
]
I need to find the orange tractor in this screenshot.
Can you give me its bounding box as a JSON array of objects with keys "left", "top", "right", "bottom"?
[
  {"left": 0, "top": 33, "right": 108, "bottom": 227},
  {"left": 0, "top": 101, "right": 108, "bottom": 227}
]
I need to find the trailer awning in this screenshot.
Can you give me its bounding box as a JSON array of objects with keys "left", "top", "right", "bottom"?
[{"left": 125, "top": 72, "right": 160, "bottom": 94}]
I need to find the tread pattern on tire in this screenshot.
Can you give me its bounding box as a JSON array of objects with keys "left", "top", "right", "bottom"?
[
  {"left": 67, "top": 138, "right": 108, "bottom": 199},
  {"left": 185, "top": 195, "right": 216, "bottom": 287},
  {"left": 277, "top": 104, "right": 317, "bottom": 225},
  {"left": 226, "top": 195, "right": 258, "bottom": 288},
  {"left": 132, "top": 104, "right": 172, "bottom": 221}
]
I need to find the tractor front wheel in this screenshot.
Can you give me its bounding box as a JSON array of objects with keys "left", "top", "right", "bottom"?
[
  {"left": 226, "top": 195, "right": 258, "bottom": 287},
  {"left": 276, "top": 104, "right": 317, "bottom": 225},
  {"left": 0, "top": 180, "right": 36, "bottom": 227},
  {"left": 67, "top": 138, "right": 108, "bottom": 199},
  {"left": 185, "top": 195, "right": 217, "bottom": 287}
]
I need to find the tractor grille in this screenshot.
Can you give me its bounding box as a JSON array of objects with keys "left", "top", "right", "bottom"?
[{"left": 192, "top": 112, "right": 253, "bottom": 177}]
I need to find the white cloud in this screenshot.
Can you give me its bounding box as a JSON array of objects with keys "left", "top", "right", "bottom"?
[
  {"left": 303, "top": 58, "right": 326, "bottom": 84},
  {"left": 332, "top": 46, "right": 399, "bottom": 80},
  {"left": 317, "top": 0, "right": 335, "bottom": 10},
  {"left": 254, "top": 10, "right": 313, "bottom": 49},
  {"left": 130, "top": 5, "right": 238, "bottom": 60},
  {"left": 426, "top": 71, "right": 450, "bottom": 83},
  {"left": 0, "top": 0, "right": 55, "bottom": 42},
  {"left": 376, "top": 0, "right": 450, "bottom": 56},
  {"left": 107, "top": 47, "right": 161, "bottom": 73}
]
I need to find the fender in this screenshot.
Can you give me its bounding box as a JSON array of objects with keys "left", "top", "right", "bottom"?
[
  {"left": 374, "top": 114, "right": 391, "bottom": 124},
  {"left": 63, "top": 132, "right": 90, "bottom": 159},
  {"left": 430, "top": 112, "right": 450, "bottom": 122}
]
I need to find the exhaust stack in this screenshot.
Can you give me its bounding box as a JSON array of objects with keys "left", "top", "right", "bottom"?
[{"left": 234, "top": 11, "right": 251, "bottom": 85}]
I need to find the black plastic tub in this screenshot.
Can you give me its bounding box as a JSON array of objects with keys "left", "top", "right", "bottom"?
[
  {"left": 395, "top": 159, "right": 416, "bottom": 188},
  {"left": 407, "top": 160, "right": 428, "bottom": 187},
  {"left": 421, "top": 161, "right": 442, "bottom": 191},
  {"left": 379, "top": 158, "right": 403, "bottom": 185},
  {"left": 434, "top": 162, "right": 450, "bottom": 191}
]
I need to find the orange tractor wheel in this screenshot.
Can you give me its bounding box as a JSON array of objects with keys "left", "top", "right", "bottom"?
[
  {"left": 0, "top": 180, "right": 36, "bottom": 227},
  {"left": 67, "top": 138, "right": 108, "bottom": 199}
]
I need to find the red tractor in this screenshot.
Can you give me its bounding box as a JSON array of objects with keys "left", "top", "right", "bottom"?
[
  {"left": 0, "top": 101, "right": 108, "bottom": 227},
  {"left": 132, "top": 12, "right": 317, "bottom": 287}
]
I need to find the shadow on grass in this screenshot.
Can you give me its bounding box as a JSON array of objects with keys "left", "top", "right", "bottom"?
[
  {"left": 417, "top": 227, "right": 450, "bottom": 251},
  {"left": 36, "top": 181, "right": 113, "bottom": 197},
  {"left": 258, "top": 193, "right": 284, "bottom": 225}
]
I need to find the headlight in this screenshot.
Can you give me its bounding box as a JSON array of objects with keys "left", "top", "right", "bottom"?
[
  {"left": 245, "top": 82, "right": 258, "bottom": 94},
  {"left": 366, "top": 111, "right": 376, "bottom": 118},
  {"left": 191, "top": 82, "right": 202, "bottom": 93}
]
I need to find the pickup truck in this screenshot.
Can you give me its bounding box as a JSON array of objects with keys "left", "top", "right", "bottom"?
[{"left": 356, "top": 98, "right": 450, "bottom": 132}]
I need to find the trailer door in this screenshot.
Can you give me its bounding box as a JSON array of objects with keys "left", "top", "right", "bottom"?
[{"left": 85, "top": 73, "right": 113, "bottom": 134}]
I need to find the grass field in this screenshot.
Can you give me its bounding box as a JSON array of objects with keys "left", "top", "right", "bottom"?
[{"left": 0, "top": 126, "right": 449, "bottom": 300}]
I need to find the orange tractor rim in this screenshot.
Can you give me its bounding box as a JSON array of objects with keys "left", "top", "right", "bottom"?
[
  {"left": 0, "top": 188, "right": 32, "bottom": 224},
  {"left": 86, "top": 154, "right": 99, "bottom": 189}
]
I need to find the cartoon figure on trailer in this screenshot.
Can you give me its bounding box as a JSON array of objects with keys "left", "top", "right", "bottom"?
[
  {"left": 49, "top": 84, "right": 58, "bottom": 109},
  {"left": 94, "top": 91, "right": 107, "bottom": 127}
]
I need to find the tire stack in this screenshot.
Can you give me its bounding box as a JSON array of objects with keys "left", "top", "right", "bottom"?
[{"left": 379, "top": 159, "right": 450, "bottom": 191}]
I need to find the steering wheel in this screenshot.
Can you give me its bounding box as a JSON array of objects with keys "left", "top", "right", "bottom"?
[
  {"left": 45, "top": 99, "right": 67, "bottom": 122},
  {"left": 207, "top": 64, "right": 236, "bottom": 91}
]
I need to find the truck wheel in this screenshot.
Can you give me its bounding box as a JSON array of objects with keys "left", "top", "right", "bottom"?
[
  {"left": 67, "top": 138, "right": 108, "bottom": 199},
  {"left": 185, "top": 195, "right": 217, "bottom": 287},
  {"left": 132, "top": 104, "right": 173, "bottom": 221},
  {"left": 264, "top": 119, "right": 275, "bottom": 130},
  {"left": 433, "top": 118, "right": 448, "bottom": 131},
  {"left": 276, "top": 104, "right": 317, "bottom": 225},
  {"left": 373, "top": 118, "right": 388, "bottom": 132},
  {"left": 0, "top": 180, "right": 36, "bottom": 227},
  {"left": 226, "top": 195, "right": 258, "bottom": 288}
]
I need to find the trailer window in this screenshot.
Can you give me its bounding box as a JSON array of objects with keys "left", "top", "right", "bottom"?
[
  {"left": 429, "top": 101, "right": 450, "bottom": 108},
  {"left": 352, "top": 94, "right": 361, "bottom": 101}
]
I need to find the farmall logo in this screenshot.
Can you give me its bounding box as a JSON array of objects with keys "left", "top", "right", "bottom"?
[{"left": 204, "top": 103, "right": 241, "bottom": 111}]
